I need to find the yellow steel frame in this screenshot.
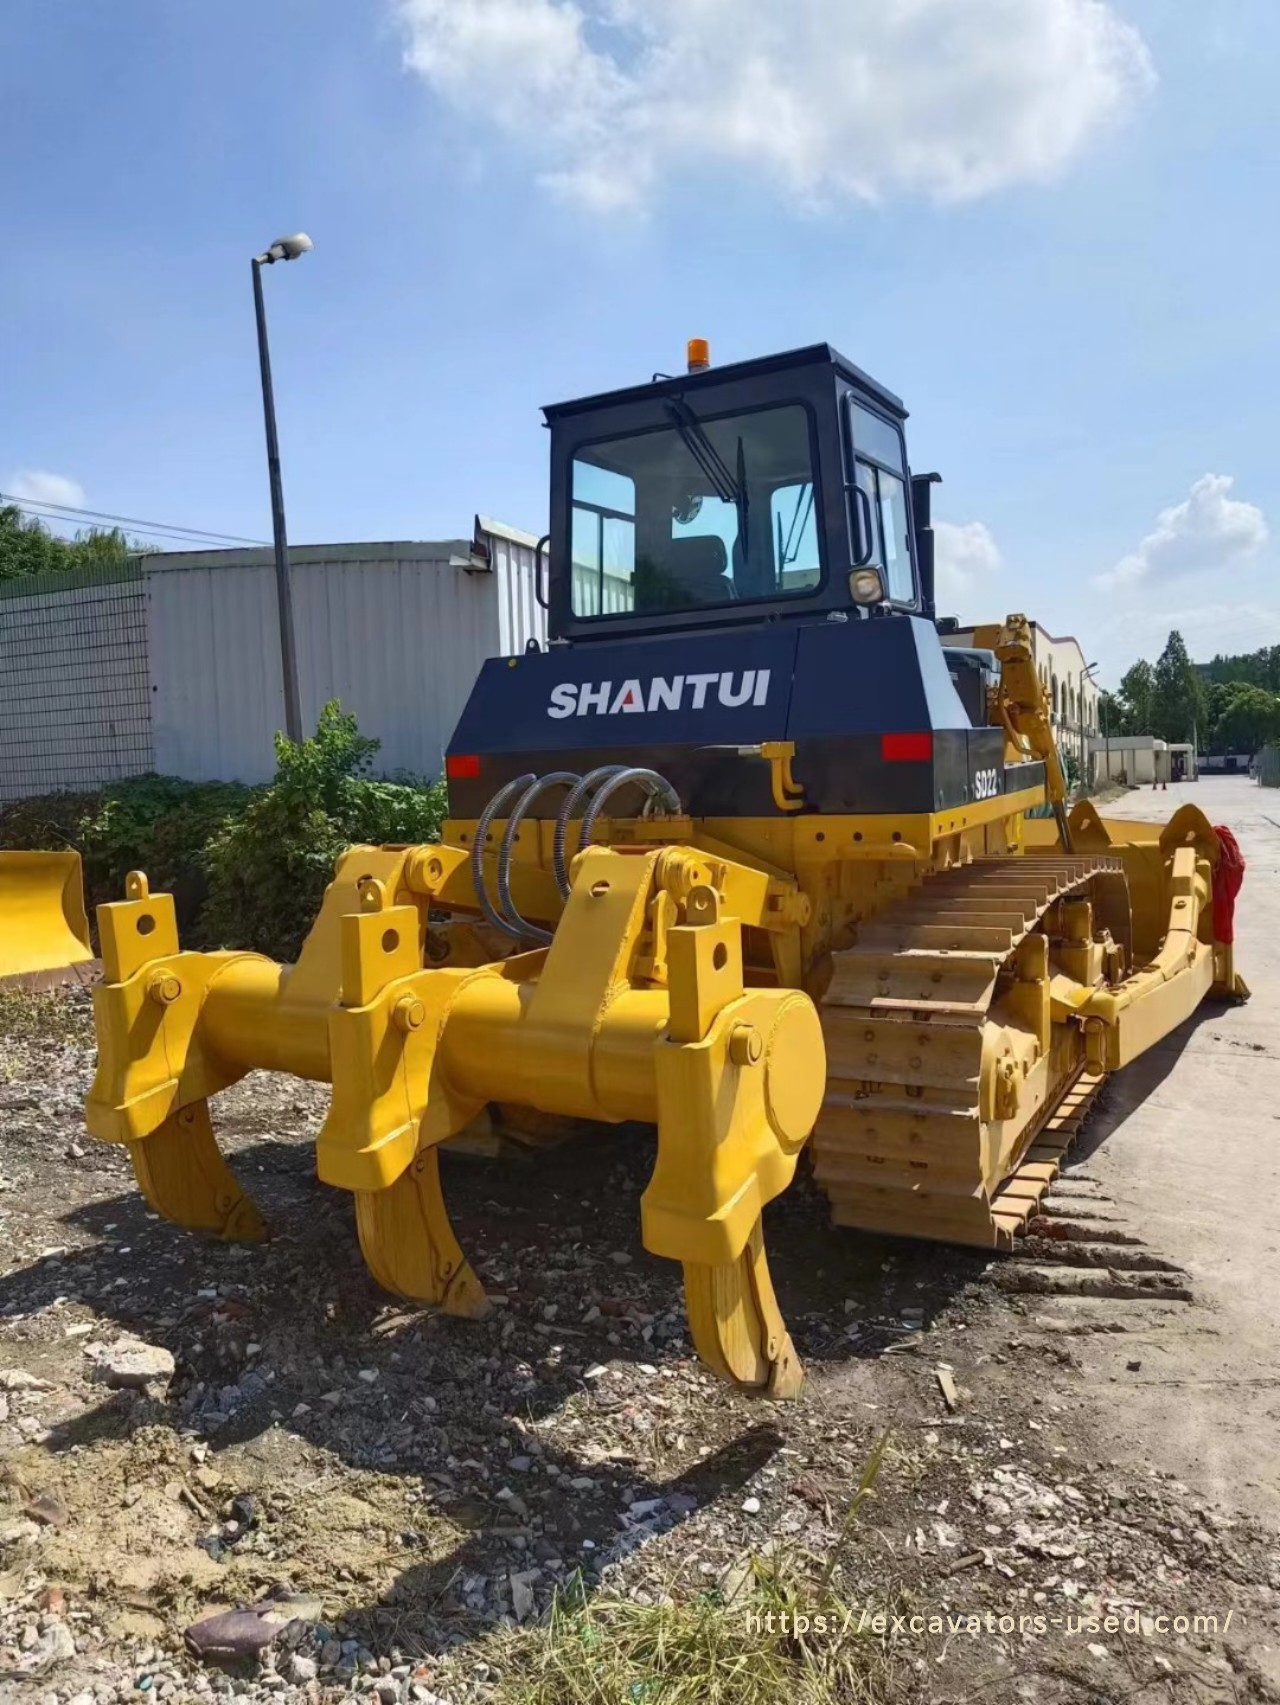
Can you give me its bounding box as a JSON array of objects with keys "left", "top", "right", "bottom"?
[{"left": 87, "top": 843, "right": 826, "bottom": 1396}]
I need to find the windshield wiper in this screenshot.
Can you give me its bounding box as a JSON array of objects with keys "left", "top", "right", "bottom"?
[
  {"left": 664, "top": 397, "right": 750, "bottom": 555},
  {"left": 664, "top": 398, "right": 739, "bottom": 506}
]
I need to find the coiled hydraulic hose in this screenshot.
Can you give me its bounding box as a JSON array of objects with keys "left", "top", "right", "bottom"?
[
  {"left": 576, "top": 768, "right": 683, "bottom": 861},
  {"left": 551, "top": 766, "right": 627, "bottom": 899},
  {"left": 470, "top": 773, "right": 537, "bottom": 937},
  {"left": 496, "top": 771, "right": 580, "bottom": 944},
  {"left": 473, "top": 764, "right": 683, "bottom": 940}
]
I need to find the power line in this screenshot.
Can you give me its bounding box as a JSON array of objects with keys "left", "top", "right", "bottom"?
[
  {"left": 3, "top": 493, "right": 268, "bottom": 548},
  {"left": 1, "top": 492, "right": 269, "bottom": 549}
]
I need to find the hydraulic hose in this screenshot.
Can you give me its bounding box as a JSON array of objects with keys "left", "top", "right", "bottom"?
[
  {"left": 496, "top": 771, "right": 580, "bottom": 943},
  {"left": 470, "top": 773, "right": 537, "bottom": 937},
  {"left": 577, "top": 768, "right": 682, "bottom": 858},
  {"left": 551, "top": 766, "right": 628, "bottom": 899}
]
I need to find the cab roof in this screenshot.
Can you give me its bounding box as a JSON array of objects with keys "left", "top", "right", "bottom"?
[{"left": 542, "top": 342, "right": 907, "bottom": 424}]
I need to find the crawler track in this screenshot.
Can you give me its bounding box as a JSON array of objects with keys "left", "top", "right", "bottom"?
[{"left": 811, "top": 855, "right": 1126, "bottom": 1248}]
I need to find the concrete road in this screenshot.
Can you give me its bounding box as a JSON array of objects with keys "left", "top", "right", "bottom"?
[{"left": 1077, "top": 776, "right": 1280, "bottom": 1520}]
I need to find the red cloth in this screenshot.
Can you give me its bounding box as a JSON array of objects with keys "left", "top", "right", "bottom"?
[{"left": 1211, "top": 825, "right": 1245, "bottom": 944}]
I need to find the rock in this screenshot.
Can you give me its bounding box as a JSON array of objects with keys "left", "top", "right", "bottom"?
[
  {"left": 14, "top": 1619, "right": 76, "bottom": 1678},
  {"left": 510, "top": 1569, "right": 540, "bottom": 1622},
  {"left": 608, "top": 1251, "right": 633, "bottom": 1266},
  {"left": 185, "top": 1590, "right": 323, "bottom": 1659},
  {"left": 0, "top": 1518, "right": 42, "bottom": 1546},
  {"left": 374, "top": 1679, "right": 400, "bottom": 1703},
  {"left": 287, "top": 1655, "right": 318, "bottom": 1684},
  {"left": 89, "top": 1340, "right": 175, "bottom": 1391},
  {"left": 25, "top": 1492, "right": 71, "bottom": 1528},
  {"left": 0, "top": 1368, "right": 53, "bottom": 1391},
  {"left": 229, "top": 1493, "right": 259, "bottom": 1527},
  {"left": 741, "top": 1496, "right": 762, "bottom": 1515}
]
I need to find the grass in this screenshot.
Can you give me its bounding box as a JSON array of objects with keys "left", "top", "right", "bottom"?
[
  {"left": 484, "top": 1561, "right": 901, "bottom": 1705},
  {"left": 478, "top": 1435, "right": 902, "bottom": 1705},
  {"left": 0, "top": 984, "right": 94, "bottom": 1050}
]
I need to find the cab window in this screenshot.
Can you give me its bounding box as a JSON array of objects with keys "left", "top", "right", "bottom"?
[
  {"left": 848, "top": 398, "right": 914, "bottom": 604},
  {"left": 569, "top": 402, "right": 823, "bottom": 619}
]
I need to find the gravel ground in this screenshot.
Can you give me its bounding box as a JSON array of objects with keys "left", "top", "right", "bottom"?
[{"left": 2, "top": 912, "right": 1279, "bottom": 1703}]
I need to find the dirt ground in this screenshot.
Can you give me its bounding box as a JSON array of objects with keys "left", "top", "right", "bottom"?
[{"left": 1, "top": 775, "right": 1278, "bottom": 1705}]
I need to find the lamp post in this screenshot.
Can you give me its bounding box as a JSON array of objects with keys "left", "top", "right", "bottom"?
[
  {"left": 251, "top": 232, "right": 313, "bottom": 744},
  {"left": 1080, "top": 661, "right": 1099, "bottom": 786}
]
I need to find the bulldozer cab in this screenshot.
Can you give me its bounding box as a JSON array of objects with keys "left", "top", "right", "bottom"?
[
  {"left": 544, "top": 342, "right": 936, "bottom": 645},
  {"left": 446, "top": 341, "right": 1000, "bottom": 827}
]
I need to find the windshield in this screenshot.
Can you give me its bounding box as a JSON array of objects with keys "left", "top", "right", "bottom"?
[{"left": 570, "top": 402, "right": 821, "bottom": 619}]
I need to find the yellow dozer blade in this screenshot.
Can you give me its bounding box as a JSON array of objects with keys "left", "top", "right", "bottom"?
[{"left": 0, "top": 851, "right": 93, "bottom": 980}]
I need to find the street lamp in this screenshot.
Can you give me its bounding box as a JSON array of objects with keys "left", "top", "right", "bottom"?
[
  {"left": 1080, "top": 661, "right": 1099, "bottom": 785},
  {"left": 251, "top": 232, "right": 313, "bottom": 744}
]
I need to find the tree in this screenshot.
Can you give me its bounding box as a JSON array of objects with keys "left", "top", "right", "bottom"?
[
  {"left": 1116, "top": 659, "right": 1155, "bottom": 734},
  {"left": 1200, "top": 644, "right": 1280, "bottom": 693},
  {"left": 1149, "top": 631, "right": 1205, "bottom": 744},
  {"left": 1208, "top": 683, "right": 1280, "bottom": 754},
  {"left": 0, "top": 505, "right": 137, "bottom": 581},
  {"left": 1097, "top": 689, "right": 1125, "bottom": 738}
]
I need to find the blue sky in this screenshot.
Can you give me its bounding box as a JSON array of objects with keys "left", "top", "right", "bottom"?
[{"left": 2, "top": 0, "right": 1277, "bottom": 684}]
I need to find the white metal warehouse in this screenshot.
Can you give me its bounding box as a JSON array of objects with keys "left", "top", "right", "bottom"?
[{"left": 0, "top": 519, "right": 543, "bottom": 800}]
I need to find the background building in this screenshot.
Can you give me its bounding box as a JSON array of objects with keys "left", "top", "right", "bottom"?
[
  {"left": 0, "top": 519, "right": 542, "bottom": 798},
  {"left": 1089, "top": 735, "right": 1197, "bottom": 786}
]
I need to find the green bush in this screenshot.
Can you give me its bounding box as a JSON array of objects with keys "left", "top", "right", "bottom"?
[
  {"left": 199, "top": 702, "right": 447, "bottom": 961},
  {"left": 0, "top": 776, "right": 250, "bottom": 918},
  {"left": 0, "top": 703, "right": 447, "bottom": 962}
]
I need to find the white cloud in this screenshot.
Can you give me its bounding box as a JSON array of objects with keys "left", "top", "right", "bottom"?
[
  {"left": 1096, "top": 473, "right": 1268, "bottom": 591},
  {"left": 933, "top": 518, "right": 1002, "bottom": 608},
  {"left": 5, "top": 469, "right": 87, "bottom": 511},
  {"left": 396, "top": 0, "right": 1154, "bottom": 212}
]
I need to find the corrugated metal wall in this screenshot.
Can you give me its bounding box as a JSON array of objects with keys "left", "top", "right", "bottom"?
[
  {"left": 484, "top": 518, "right": 548, "bottom": 655},
  {"left": 146, "top": 522, "right": 544, "bottom": 785},
  {"left": 0, "top": 563, "right": 153, "bottom": 802},
  {"left": 0, "top": 522, "right": 542, "bottom": 798}
]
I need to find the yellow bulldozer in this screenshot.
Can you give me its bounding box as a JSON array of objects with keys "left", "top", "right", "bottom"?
[{"left": 81, "top": 341, "right": 1247, "bottom": 1398}]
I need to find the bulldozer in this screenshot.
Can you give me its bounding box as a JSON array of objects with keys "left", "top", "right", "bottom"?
[
  {"left": 83, "top": 341, "right": 1247, "bottom": 1398},
  {"left": 0, "top": 851, "right": 94, "bottom": 981}
]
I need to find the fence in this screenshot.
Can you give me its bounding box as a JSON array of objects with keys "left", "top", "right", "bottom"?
[
  {"left": 0, "top": 561, "right": 153, "bottom": 802},
  {"left": 0, "top": 523, "right": 542, "bottom": 803}
]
